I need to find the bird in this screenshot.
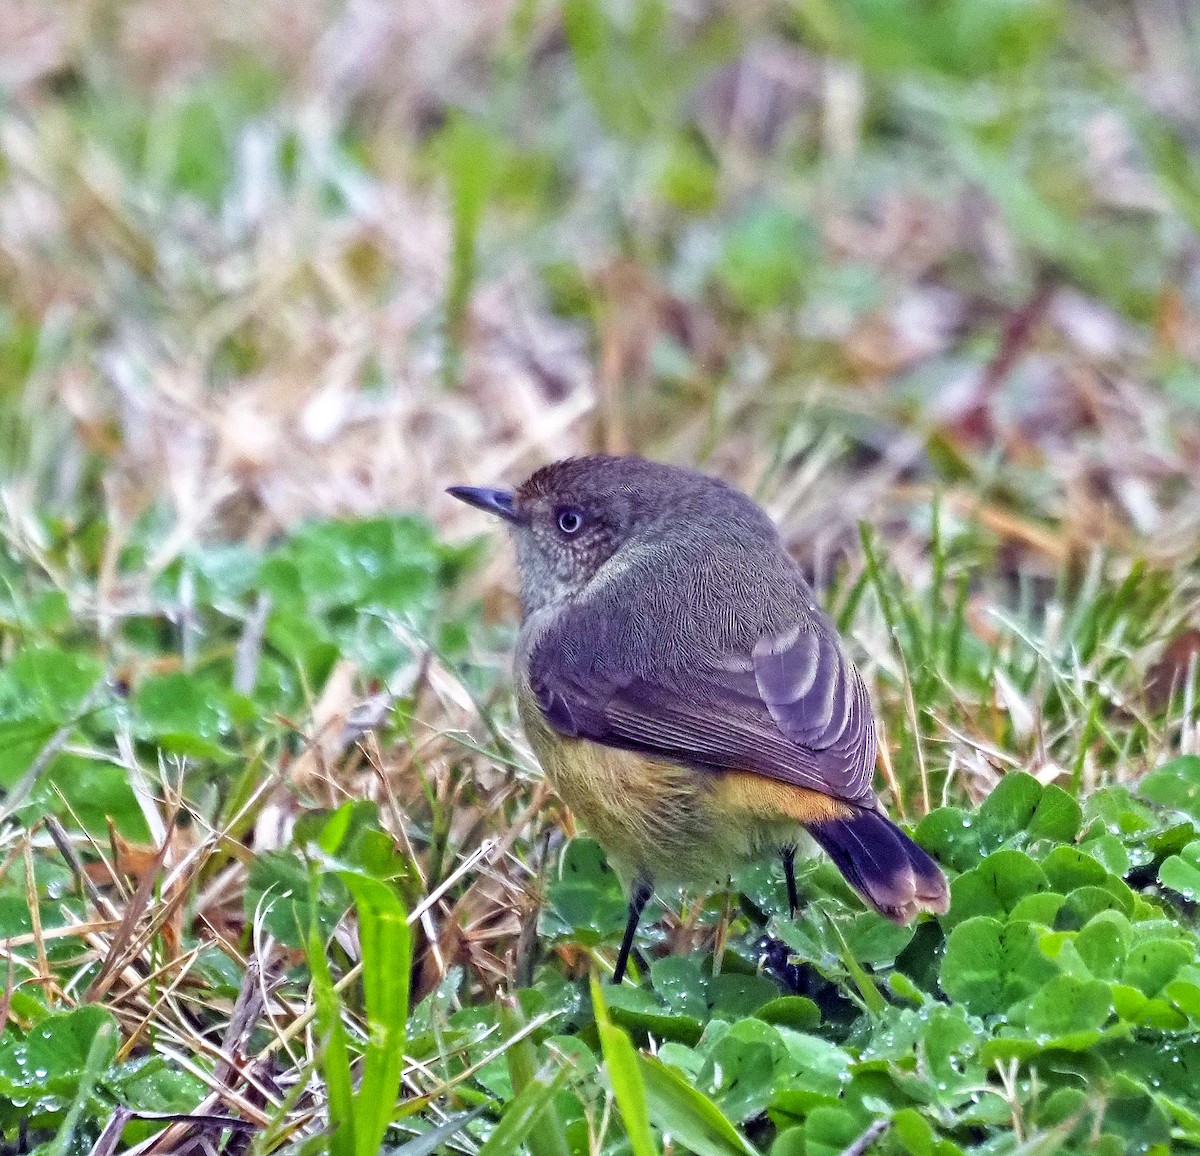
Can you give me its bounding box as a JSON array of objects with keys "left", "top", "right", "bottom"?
[{"left": 448, "top": 455, "right": 948, "bottom": 983}]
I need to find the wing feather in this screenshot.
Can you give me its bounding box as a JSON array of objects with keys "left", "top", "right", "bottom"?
[{"left": 527, "top": 599, "right": 877, "bottom": 804}]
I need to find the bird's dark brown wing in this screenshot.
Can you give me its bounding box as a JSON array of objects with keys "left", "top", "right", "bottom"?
[{"left": 527, "top": 609, "right": 877, "bottom": 804}]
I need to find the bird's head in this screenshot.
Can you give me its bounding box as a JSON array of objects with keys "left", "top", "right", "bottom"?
[{"left": 448, "top": 455, "right": 756, "bottom": 615}]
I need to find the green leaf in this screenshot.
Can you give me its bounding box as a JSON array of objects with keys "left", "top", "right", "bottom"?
[
  {"left": 41, "top": 754, "right": 150, "bottom": 838},
  {"left": 920, "top": 1005, "right": 989, "bottom": 1093},
  {"left": 1082, "top": 833, "right": 1132, "bottom": 877},
  {"left": 1164, "top": 966, "right": 1200, "bottom": 1021},
  {"left": 1110, "top": 983, "right": 1188, "bottom": 1029},
  {"left": 0, "top": 645, "right": 105, "bottom": 722},
  {"left": 133, "top": 671, "right": 243, "bottom": 758},
  {"left": 435, "top": 115, "right": 499, "bottom": 383},
  {"left": 891, "top": 1107, "right": 935, "bottom": 1156},
  {"left": 977, "top": 772, "right": 1043, "bottom": 843},
  {"left": 887, "top": 971, "right": 926, "bottom": 1005},
  {"left": 770, "top": 1127, "right": 806, "bottom": 1156},
  {"left": 47, "top": 1016, "right": 116, "bottom": 1156},
  {"left": 547, "top": 838, "right": 629, "bottom": 944},
  {"left": 1008, "top": 891, "right": 1066, "bottom": 926},
  {"left": 1041, "top": 845, "right": 1107, "bottom": 892},
  {"left": 1025, "top": 974, "right": 1113, "bottom": 1035},
  {"left": 1055, "top": 884, "right": 1132, "bottom": 930},
  {"left": 1136, "top": 111, "right": 1200, "bottom": 236},
  {"left": 942, "top": 128, "right": 1149, "bottom": 317},
  {"left": 939, "top": 917, "right": 1058, "bottom": 1016},
  {"left": 560, "top": 0, "right": 716, "bottom": 141},
  {"left": 801, "top": 1105, "right": 863, "bottom": 1156},
  {"left": 606, "top": 985, "right": 704, "bottom": 1046},
  {"left": 1084, "top": 786, "right": 1159, "bottom": 837},
  {"left": 754, "top": 997, "right": 820, "bottom": 1031},
  {"left": 1122, "top": 938, "right": 1192, "bottom": 998},
  {"left": 388, "top": 1107, "right": 488, "bottom": 1156},
  {"left": 649, "top": 956, "right": 712, "bottom": 1020},
  {"left": 824, "top": 909, "right": 887, "bottom": 1016},
  {"left": 700, "top": 1018, "right": 789, "bottom": 1121},
  {"left": 945, "top": 849, "right": 1048, "bottom": 928},
  {"left": 656, "top": 137, "right": 718, "bottom": 213},
  {"left": 263, "top": 517, "right": 441, "bottom": 613},
  {"left": 0, "top": 717, "right": 57, "bottom": 791},
  {"left": 110, "top": 1055, "right": 207, "bottom": 1113},
  {"left": 149, "top": 91, "right": 233, "bottom": 208},
  {"left": 1160, "top": 840, "right": 1200, "bottom": 901},
  {"left": 257, "top": 516, "right": 452, "bottom": 677},
  {"left": 842, "top": 910, "right": 916, "bottom": 964},
  {"left": 707, "top": 973, "right": 783, "bottom": 1020},
  {"left": 795, "top": 0, "right": 1062, "bottom": 76},
  {"left": 0, "top": 1005, "right": 119, "bottom": 1105},
  {"left": 914, "top": 807, "right": 979, "bottom": 873},
  {"left": 1147, "top": 820, "right": 1200, "bottom": 861},
  {"left": 775, "top": 1033, "right": 852, "bottom": 1097},
  {"left": 314, "top": 800, "right": 370, "bottom": 856},
  {"left": 1027, "top": 784, "right": 1084, "bottom": 843},
  {"left": 1139, "top": 757, "right": 1200, "bottom": 820},
  {"left": 246, "top": 851, "right": 347, "bottom": 948},
  {"left": 1075, "top": 912, "right": 1131, "bottom": 981}
]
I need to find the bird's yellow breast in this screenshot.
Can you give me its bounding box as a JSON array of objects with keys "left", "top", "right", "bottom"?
[{"left": 515, "top": 682, "right": 851, "bottom": 888}]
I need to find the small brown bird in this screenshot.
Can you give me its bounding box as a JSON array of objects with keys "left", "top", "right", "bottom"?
[{"left": 449, "top": 456, "right": 948, "bottom": 982}]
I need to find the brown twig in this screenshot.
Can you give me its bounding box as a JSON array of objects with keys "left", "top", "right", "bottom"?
[{"left": 85, "top": 813, "right": 180, "bottom": 1003}]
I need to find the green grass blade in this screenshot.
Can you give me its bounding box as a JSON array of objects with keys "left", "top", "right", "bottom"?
[
  {"left": 476, "top": 1064, "right": 570, "bottom": 1156},
  {"left": 308, "top": 922, "right": 356, "bottom": 1156},
  {"left": 48, "top": 1018, "right": 116, "bottom": 1156},
  {"left": 249, "top": 1052, "right": 321, "bottom": 1156},
  {"left": 339, "top": 871, "right": 412, "bottom": 1156},
  {"left": 499, "top": 996, "right": 572, "bottom": 1156},
  {"left": 824, "top": 910, "right": 886, "bottom": 1017},
  {"left": 385, "top": 1106, "right": 488, "bottom": 1156},
  {"left": 591, "top": 975, "right": 658, "bottom": 1156},
  {"left": 436, "top": 115, "right": 496, "bottom": 386},
  {"left": 637, "top": 1052, "right": 760, "bottom": 1156}
]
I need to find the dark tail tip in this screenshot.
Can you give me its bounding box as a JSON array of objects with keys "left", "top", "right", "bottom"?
[{"left": 805, "top": 808, "right": 949, "bottom": 923}]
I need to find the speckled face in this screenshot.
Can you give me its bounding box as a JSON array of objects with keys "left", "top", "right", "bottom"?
[
  {"left": 449, "top": 454, "right": 769, "bottom": 619},
  {"left": 508, "top": 484, "right": 627, "bottom": 616}
]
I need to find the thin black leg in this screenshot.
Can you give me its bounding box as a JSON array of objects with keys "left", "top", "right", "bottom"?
[
  {"left": 613, "top": 879, "right": 653, "bottom": 984},
  {"left": 782, "top": 846, "right": 800, "bottom": 918}
]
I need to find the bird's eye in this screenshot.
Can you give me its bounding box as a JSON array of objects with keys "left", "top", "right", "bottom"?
[{"left": 556, "top": 508, "right": 584, "bottom": 535}]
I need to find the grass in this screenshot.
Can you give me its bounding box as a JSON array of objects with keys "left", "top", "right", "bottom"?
[{"left": 1, "top": 0, "right": 1200, "bottom": 1152}]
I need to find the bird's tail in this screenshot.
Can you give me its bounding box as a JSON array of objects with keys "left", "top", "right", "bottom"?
[{"left": 805, "top": 808, "right": 949, "bottom": 923}]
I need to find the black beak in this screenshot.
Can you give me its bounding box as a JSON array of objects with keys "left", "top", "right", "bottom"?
[{"left": 447, "top": 485, "right": 521, "bottom": 523}]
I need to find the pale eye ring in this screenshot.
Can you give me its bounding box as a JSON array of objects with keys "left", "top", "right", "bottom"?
[{"left": 557, "top": 508, "right": 583, "bottom": 534}]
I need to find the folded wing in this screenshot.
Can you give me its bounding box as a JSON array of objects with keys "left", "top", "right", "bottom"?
[{"left": 528, "top": 602, "right": 877, "bottom": 805}]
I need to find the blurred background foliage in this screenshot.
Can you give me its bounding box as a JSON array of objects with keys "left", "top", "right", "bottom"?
[{"left": 0, "top": 0, "right": 1197, "bottom": 548}]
